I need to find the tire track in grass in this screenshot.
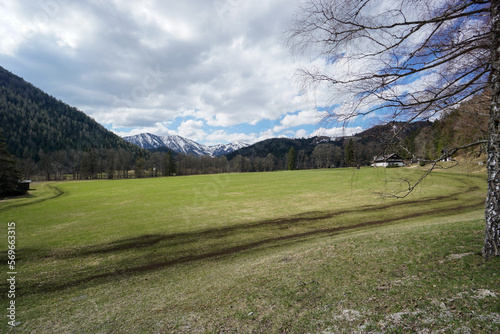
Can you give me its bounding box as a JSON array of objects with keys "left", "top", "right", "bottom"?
[
  {"left": 0, "top": 183, "right": 65, "bottom": 212},
  {"left": 20, "top": 192, "right": 485, "bottom": 295}
]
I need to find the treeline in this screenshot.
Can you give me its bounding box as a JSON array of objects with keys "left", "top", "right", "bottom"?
[
  {"left": 226, "top": 136, "right": 361, "bottom": 170},
  {"left": 14, "top": 148, "right": 175, "bottom": 181},
  {"left": 13, "top": 148, "right": 275, "bottom": 180},
  {"left": 12, "top": 148, "right": 338, "bottom": 180},
  {"left": 11, "top": 143, "right": 351, "bottom": 180},
  {"left": 230, "top": 144, "right": 344, "bottom": 171}
]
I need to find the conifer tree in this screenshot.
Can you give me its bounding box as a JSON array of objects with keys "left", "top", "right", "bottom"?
[
  {"left": 287, "top": 146, "right": 297, "bottom": 170},
  {"left": 135, "top": 153, "right": 146, "bottom": 178},
  {"left": 0, "top": 133, "right": 22, "bottom": 196},
  {"left": 163, "top": 150, "right": 177, "bottom": 176},
  {"left": 344, "top": 139, "right": 355, "bottom": 167}
]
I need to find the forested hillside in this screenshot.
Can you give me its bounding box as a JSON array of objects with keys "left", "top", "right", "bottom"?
[
  {"left": 0, "top": 66, "right": 141, "bottom": 160},
  {"left": 226, "top": 137, "right": 327, "bottom": 160}
]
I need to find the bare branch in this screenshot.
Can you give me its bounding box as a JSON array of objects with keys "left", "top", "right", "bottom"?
[
  {"left": 287, "top": 0, "right": 491, "bottom": 126},
  {"left": 381, "top": 139, "right": 488, "bottom": 199}
]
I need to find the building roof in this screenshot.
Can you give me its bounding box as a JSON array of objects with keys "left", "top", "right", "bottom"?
[{"left": 372, "top": 153, "right": 404, "bottom": 162}]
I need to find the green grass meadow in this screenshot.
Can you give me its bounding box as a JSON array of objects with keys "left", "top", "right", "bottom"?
[{"left": 1, "top": 167, "right": 499, "bottom": 333}]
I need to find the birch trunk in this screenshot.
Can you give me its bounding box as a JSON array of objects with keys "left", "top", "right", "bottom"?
[{"left": 483, "top": 0, "right": 500, "bottom": 259}]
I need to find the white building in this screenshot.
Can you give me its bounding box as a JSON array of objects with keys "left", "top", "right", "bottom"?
[{"left": 371, "top": 153, "right": 406, "bottom": 167}]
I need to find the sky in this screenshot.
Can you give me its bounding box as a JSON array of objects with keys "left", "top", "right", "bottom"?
[{"left": 0, "top": 0, "right": 369, "bottom": 145}]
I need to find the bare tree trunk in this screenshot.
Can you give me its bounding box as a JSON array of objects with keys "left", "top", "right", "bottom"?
[{"left": 483, "top": 0, "right": 500, "bottom": 259}]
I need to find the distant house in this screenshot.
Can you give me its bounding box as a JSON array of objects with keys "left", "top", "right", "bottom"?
[
  {"left": 371, "top": 154, "right": 405, "bottom": 167},
  {"left": 17, "top": 180, "right": 31, "bottom": 192}
]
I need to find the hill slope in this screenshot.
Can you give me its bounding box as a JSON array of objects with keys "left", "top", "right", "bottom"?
[
  {"left": 226, "top": 136, "right": 334, "bottom": 160},
  {"left": 0, "top": 66, "right": 142, "bottom": 160}
]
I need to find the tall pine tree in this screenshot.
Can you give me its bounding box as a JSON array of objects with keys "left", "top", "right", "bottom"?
[
  {"left": 344, "top": 139, "right": 355, "bottom": 167},
  {"left": 287, "top": 146, "right": 297, "bottom": 170}
]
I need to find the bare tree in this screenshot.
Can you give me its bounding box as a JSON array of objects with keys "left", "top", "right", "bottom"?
[
  {"left": 287, "top": 0, "right": 499, "bottom": 258},
  {"left": 313, "top": 143, "right": 342, "bottom": 168}
]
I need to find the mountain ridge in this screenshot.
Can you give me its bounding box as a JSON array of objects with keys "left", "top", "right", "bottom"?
[{"left": 122, "top": 132, "right": 249, "bottom": 157}]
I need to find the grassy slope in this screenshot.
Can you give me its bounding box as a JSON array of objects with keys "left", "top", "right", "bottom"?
[{"left": 0, "top": 168, "right": 498, "bottom": 333}]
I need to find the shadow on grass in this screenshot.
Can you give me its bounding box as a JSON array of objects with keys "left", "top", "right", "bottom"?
[
  {"left": 15, "top": 181, "right": 485, "bottom": 296},
  {"left": 55, "top": 182, "right": 483, "bottom": 256}
]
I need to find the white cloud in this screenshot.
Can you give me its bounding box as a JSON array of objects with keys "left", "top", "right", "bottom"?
[
  {"left": 294, "top": 129, "right": 309, "bottom": 138},
  {"left": 280, "top": 109, "right": 328, "bottom": 129},
  {"left": 1, "top": 0, "right": 369, "bottom": 145},
  {"left": 176, "top": 120, "right": 206, "bottom": 141},
  {"left": 205, "top": 130, "right": 256, "bottom": 146},
  {"left": 204, "top": 127, "right": 281, "bottom": 146},
  {"left": 112, "top": 121, "right": 173, "bottom": 138},
  {"left": 0, "top": 1, "right": 26, "bottom": 56}
]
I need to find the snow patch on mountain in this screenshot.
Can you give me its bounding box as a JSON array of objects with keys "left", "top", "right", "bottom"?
[{"left": 123, "top": 133, "right": 165, "bottom": 150}]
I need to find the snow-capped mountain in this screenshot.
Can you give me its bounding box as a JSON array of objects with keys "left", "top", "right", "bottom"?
[
  {"left": 122, "top": 133, "right": 165, "bottom": 150},
  {"left": 123, "top": 133, "right": 249, "bottom": 157},
  {"left": 161, "top": 135, "right": 209, "bottom": 156},
  {"left": 207, "top": 141, "right": 249, "bottom": 156}
]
